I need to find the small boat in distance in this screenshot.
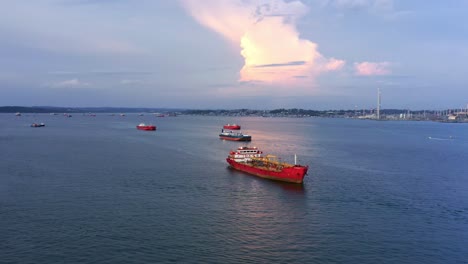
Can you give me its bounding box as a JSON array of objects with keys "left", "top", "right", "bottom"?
[
  {"left": 15, "top": 112, "right": 21, "bottom": 116},
  {"left": 31, "top": 123, "right": 45, "bottom": 127},
  {"left": 226, "top": 146, "right": 308, "bottom": 184},
  {"left": 137, "top": 123, "right": 156, "bottom": 131},
  {"left": 219, "top": 129, "right": 251, "bottom": 141},
  {"left": 223, "top": 124, "right": 241, "bottom": 130}
]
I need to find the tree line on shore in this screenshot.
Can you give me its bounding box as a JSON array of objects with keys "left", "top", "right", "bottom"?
[{"left": 1, "top": 106, "right": 441, "bottom": 117}]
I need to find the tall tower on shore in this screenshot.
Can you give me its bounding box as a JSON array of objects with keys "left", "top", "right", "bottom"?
[{"left": 377, "top": 88, "right": 381, "bottom": 120}]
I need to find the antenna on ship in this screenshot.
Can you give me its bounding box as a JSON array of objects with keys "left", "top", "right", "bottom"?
[{"left": 294, "top": 154, "right": 297, "bottom": 165}]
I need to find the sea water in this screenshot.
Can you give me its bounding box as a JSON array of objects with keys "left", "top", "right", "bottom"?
[{"left": 1, "top": 114, "right": 467, "bottom": 263}]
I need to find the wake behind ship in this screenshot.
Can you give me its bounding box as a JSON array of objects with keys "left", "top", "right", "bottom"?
[{"left": 226, "top": 146, "right": 308, "bottom": 183}]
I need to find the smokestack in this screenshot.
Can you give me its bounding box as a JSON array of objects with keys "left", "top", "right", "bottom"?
[{"left": 377, "top": 88, "right": 381, "bottom": 120}]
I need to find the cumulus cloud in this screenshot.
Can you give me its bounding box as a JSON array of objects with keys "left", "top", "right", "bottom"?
[
  {"left": 354, "top": 61, "right": 391, "bottom": 76},
  {"left": 181, "top": 0, "right": 345, "bottom": 86},
  {"left": 325, "top": 58, "right": 346, "bottom": 71}
]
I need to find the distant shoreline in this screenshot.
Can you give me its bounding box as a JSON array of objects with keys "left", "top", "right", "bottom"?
[
  {"left": 0, "top": 106, "right": 186, "bottom": 114},
  {"left": 2, "top": 106, "right": 467, "bottom": 122}
]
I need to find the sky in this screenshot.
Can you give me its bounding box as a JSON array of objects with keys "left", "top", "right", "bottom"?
[{"left": 0, "top": 0, "right": 467, "bottom": 110}]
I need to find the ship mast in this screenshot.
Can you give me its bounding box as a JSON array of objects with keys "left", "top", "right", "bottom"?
[{"left": 294, "top": 154, "right": 297, "bottom": 165}]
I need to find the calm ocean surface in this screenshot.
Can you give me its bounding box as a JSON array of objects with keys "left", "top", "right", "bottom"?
[{"left": 1, "top": 114, "right": 467, "bottom": 263}]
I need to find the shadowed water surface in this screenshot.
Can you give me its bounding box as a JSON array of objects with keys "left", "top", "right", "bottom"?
[{"left": 1, "top": 114, "right": 467, "bottom": 263}]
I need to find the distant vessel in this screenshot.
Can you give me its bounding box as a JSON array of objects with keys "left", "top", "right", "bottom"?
[
  {"left": 137, "top": 123, "right": 156, "bottom": 131},
  {"left": 223, "top": 124, "right": 241, "bottom": 130},
  {"left": 428, "top": 136, "right": 454, "bottom": 141},
  {"left": 155, "top": 113, "right": 165, "bottom": 117},
  {"left": 31, "top": 123, "right": 45, "bottom": 127},
  {"left": 226, "top": 146, "right": 308, "bottom": 183},
  {"left": 219, "top": 129, "right": 251, "bottom": 141},
  {"left": 15, "top": 112, "right": 21, "bottom": 116}
]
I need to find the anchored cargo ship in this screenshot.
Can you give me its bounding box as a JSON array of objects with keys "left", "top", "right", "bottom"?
[
  {"left": 219, "top": 129, "right": 251, "bottom": 141},
  {"left": 226, "top": 146, "right": 308, "bottom": 183},
  {"left": 137, "top": 123, "right": 156, "bottom": 131},
  {"left": 31, "top": 123, "right": 45, "bottom": 127},
  {"left": 223, "top": 124, "right": 241, "bottom": 130}
]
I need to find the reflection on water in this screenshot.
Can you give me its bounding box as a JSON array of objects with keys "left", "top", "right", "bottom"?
[{"left": 275, "top": 181, "right": 306, "bottom": 194}]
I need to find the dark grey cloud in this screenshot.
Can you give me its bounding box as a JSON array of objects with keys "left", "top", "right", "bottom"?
[{"left": 254, "top": 61, "right": 306, "bottom": 68}]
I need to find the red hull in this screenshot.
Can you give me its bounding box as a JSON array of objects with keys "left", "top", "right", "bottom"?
[
  {"left": 227, "top": 158, "right": 308, "bottom": 183},
  {"left": 137, "top": 126, "right": 156, "bottom": 131},
  {"left": 223, "top": 124, "right": 241, "bottom": 130}
]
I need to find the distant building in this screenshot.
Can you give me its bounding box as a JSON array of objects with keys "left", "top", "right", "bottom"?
[{"left": 448, "top": 114, "right": 457, "bottom": 121}]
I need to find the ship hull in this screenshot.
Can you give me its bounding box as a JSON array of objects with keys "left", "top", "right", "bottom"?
[
  {"left": 137, "top": 126, "right": 156, "bottom": 131},
  {"left": 227, "top": 158, "right": 307, "bottom": 183},
  {"left": 219, "top": 135, "right": 251, "bottom": 141},
  {"left": 223, "top": 125, "right": 241, "bottom": 130}
]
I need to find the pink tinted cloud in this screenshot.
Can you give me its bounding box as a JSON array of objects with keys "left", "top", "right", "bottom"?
[
  {"left": 181, "top": 0, "right": 345, "bottom": 86},
  {"left": 325, "top": 58, "right": 346, "bottom": 71},
  {"left": 354, "top": 61, "right": 391, "bottom": 76}
]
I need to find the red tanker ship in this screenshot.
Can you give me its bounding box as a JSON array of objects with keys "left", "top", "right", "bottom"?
[
  {"left": 223, "top": 124, "right": 241, "bottom": 130},
  {"left": 226, "top": 146, "right": 308, "bottom": 184},
  {"left": 136, "top": 123, "right": 156, "bottom": 131}
]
